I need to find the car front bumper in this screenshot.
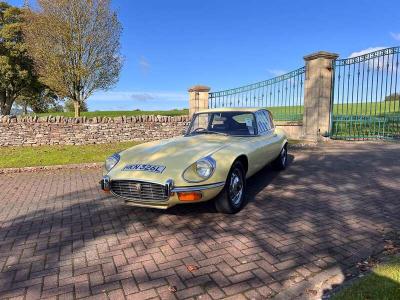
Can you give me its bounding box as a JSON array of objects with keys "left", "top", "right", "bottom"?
[{"left": 100, "top": 176, "right": 225, "bottom": 209}]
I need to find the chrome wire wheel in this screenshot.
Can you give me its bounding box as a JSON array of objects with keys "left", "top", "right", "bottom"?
[
  {"left": 229, "top": 169, "right": 244, "bottom": 207},
  {"left": 281, "top": 147, "right": 287, "bottom": 166}
]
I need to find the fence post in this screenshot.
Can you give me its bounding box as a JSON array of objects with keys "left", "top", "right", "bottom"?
[
  {"left": 188, "top": 85, "right": 210, "bottom": 118},
  {"left": 303, "top": 51, "right": 339, "bottom": 141}
]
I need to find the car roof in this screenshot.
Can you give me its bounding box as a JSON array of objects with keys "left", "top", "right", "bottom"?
[{"left": 198, "top": 107, "right": 264, "bottom": 113}]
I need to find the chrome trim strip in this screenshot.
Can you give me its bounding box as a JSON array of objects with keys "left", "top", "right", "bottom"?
[
  {"left": 171, "top": 181, "right": 225, "bottom": 192},
  {"left": 108, "top": 178, "right": 167, "bottom": 185}
]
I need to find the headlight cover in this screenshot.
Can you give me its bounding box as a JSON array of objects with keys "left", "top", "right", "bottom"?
[
  {"left": 183, "top": 156, "right": 216, "bottom": 183},
  {"left": 105, "top": 153, "right": 120, "bottom": 172}
]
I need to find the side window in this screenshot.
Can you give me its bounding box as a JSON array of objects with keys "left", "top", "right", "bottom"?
[
  {"left": 263, "top": 110, "right": 274, "bottom": 130},
  {"left": 255, "top": 111, "right": 268, "bottom": 134},
  {"left": 232, "top": 113, "right": 256, "bottom": 135}
]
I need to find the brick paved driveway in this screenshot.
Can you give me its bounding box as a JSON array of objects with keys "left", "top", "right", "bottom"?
[{"left": 0, "top": 142, "right": 399, "bottom": 300}]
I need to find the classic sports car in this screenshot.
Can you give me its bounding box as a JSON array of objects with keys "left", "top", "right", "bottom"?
[{"left": 101, "top": 108, "right": 288, "bottom": 214}]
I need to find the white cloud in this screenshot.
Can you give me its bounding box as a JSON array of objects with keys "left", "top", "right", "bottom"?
[
  {"left": 267, "top": 69, "right": 287, "bottom": 77},
  {"left": 138, "top": 56, "right": 150, "bottom": 74},
  {"left": 130, "top": 93, "right": 156, "bottom": 102},
  {"left": 348, "top": 47, "right": 387, "bottom": 58},
  {"left": 390, "top": 32, "right": 400, "bottom": 41}
]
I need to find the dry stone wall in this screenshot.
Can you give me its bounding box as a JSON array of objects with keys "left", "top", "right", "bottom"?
[{"left": 0, "top": 115, "right": 190, "bottom": 146}]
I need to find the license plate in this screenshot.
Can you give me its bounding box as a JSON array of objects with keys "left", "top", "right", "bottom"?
[{"left": 122, "top": 164, "right": 166, "bottom": 174}]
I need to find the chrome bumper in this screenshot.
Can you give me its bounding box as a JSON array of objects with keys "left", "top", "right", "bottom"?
[
  {"left": 101, "top": 176, "right": 225, "bottom": 194},
  {"left": 100, "top": 176, "right": 225, "bottom": 208},
  {"left": 171, "top": 182, "right": 225, "bottom": 192}
]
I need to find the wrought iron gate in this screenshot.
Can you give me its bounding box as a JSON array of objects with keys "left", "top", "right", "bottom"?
[
  {"left": 331, "top": 47, "right": 400, "bottom": 140},
  {"left": 208, "top": 67, "right": 305, "bottom": 121}
]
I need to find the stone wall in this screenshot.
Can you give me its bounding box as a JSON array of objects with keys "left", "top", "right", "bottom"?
[
  {"left": 0, "top": 115, "right": 190, "bottom": 146},
  {"left": 275, "top": 121, "right": 303, "bottom": 140}
]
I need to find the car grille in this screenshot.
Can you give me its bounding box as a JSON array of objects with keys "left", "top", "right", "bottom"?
[{"left": 110, "top": 180, "right": 168, "bottom": 202}]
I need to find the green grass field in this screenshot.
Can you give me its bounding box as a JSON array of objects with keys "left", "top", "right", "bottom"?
[
  {"left": 28, "top": 109, "right": 189, "bottom": 118},
  {"left": 0, "top": 141, "right": 140, "bottom": 168},
  {"left": 332, "top": 101, "right": 400, "bottom": 116},
  {"left": 268, "top": 101, "right": 399, "bottom": 116},
  {"left": 332, "top": 256, "right": 400, "bottom": 300}
]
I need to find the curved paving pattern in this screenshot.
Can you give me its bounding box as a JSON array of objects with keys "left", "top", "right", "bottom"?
[{"left": 0, "top": 142, "right": 399, "bottom": 299}]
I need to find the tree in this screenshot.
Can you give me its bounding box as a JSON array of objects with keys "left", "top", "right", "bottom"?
[
  {"left": 384, "top": 93, "right": 400, "bottom": 102},
  {"left": 64, "top": 98, "right": 88, "bottom": 113},
  {"left": 23, "top": 0, "right": 123, "bottom": 117},
  {"left": 0, "top": 2, "right": 39, "bottom": 115},
  {"left": 16, "top": 85, "right": 64, "bottom": 114}
]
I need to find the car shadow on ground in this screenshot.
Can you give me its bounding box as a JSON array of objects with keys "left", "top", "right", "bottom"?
[{"left": 0, "top": 145, "right": 399, "bottom": 298}]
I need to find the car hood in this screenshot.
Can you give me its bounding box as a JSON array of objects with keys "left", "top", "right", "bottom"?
[{"left": 108, "top": 134, "right": 236, "bottom": 185}]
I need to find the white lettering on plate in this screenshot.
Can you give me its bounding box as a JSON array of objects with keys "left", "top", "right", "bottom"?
[{"left": 122, "top": 164, "right": 166, "bottom": 174}]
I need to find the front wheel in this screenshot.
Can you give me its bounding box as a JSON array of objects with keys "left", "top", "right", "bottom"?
[
  {"left": 214, "top": 161, "right": 246, "bottom": 214},
  {"left": 272, "top": 145, "right": 288, "bottom": 170}
]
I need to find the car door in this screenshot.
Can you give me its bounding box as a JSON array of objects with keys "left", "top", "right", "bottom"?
[
  {"left": 246, "top": 111, "right": 275, "bottom": 174},
  {"left": 255, "top": 110, "right": 281, "bottom": 166},
  {"left": 264, "top": 110, "right": 282, "bottom": 159}
]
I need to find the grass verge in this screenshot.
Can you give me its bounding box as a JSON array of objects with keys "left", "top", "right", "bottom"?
[
  {"left": 332, "top": 256, "right": 400, "bottom": 300},
  {"left": 0, "top": 141, "right": 140, "bottom": 168}
]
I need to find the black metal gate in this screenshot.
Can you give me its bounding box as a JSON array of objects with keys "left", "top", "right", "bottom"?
[
  {"left": 208, "top": 67, "right": 305, "bottom": 122},
  {"left": 331, "top": 47, "right": 400, "bottom": 140}
]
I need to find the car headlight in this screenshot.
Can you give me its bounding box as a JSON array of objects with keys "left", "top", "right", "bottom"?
[
  {"left": 183, "top": 156, "right": 216, "bottom": 182},
  {"left": 105, "top": 153, "right": 120, "bottom": 172}
]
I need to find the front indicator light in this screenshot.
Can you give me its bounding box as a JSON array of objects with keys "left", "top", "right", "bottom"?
[
  {"left": 178, "top": 192, "right": 202, "bottom": 201},
  {"left": 100, "top": 176, "right": 111, "bottom": 192}
]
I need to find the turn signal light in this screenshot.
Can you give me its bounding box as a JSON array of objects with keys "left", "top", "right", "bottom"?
[
  {"left": 178, "top": 192, "right": 202, "bottom": 201},
  {"left": 100, "top": 177, "right": 111, "bottom": 192}
]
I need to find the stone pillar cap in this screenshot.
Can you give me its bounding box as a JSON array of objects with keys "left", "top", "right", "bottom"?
[
  {"left": 188, "top": 85, "right": 211, "bottom": 92},
  {"left": 304, "top": 51, "right": 339, "bottom": 61}
]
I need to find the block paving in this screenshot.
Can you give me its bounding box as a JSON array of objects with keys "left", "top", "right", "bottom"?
[{"left": 0, "top": 142, "right": 399, "bottom": 299}]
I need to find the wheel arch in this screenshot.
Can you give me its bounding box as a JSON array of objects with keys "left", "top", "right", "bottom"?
[{"left": 234, "top": 154, "right": 249, "bottom": 174}]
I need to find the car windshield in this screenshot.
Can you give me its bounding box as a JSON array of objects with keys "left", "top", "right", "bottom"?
[{"left": 187, "top": 112, "right": 257, "bottom": 136}]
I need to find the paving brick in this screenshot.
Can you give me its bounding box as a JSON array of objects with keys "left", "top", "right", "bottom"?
[
  {"left": 228, "top": 271, "right": 255, "bottom": 284},
  {"left": 126, "top": 288, "right": 158, "bottom": 300},
  {"left": 90, "top": 281, "right": 121, "bottom": 295},
  {"left": 138, "top": 278, "right": 167, "bottom": 291},
  {"left": 222, "top": 281, "right": 251, "bottom": 296},
  {"left": 175, "top": 286, "right": 204, "bottom": 299},
  {"left": 121, "top": 277, "right": 139, "bottom": 295}
]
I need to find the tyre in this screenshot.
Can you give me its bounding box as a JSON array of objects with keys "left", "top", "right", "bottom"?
[
  {"left": 272, "top": 145, "right": 288, "bottom": 171},
  {"left": 214, "top": 161, "right": 246, "bottom": 214}
]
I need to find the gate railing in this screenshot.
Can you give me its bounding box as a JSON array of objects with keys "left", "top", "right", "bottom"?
[
  {"left": 190, "top": 46, "right": 400, "bottom": 140},
  {"left": 208, "top": 67, "right": 305, "bottom": 121},
  {"left": 331, "top": 46, "right": 400, "bottom": 139}
]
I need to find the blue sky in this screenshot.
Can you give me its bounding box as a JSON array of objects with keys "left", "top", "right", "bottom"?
[{"left": 9, "top": 0, "right": 400, "bottom": 111}]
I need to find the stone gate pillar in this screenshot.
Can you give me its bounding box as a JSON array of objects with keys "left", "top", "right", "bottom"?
[
  {"left": 303, "top": 51, "right": 339, "bottom": 141},
  {"left": 188, "top": 85, "right": 210, "bottom": 118}
]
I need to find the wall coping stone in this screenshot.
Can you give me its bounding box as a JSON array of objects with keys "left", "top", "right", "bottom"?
[
  {"left": 188, "top": 85, "right": 211, "bottom": 92},
  {"left": 0, "top": 114, "right": 190, "bottom": 124},
  {"left": 303, "top": 51, "right": 339, "bottom": 61}
]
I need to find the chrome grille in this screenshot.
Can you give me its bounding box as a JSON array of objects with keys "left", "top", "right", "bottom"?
[{"left": 110, "top": 180, "right": 168, "bottom": 201}]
